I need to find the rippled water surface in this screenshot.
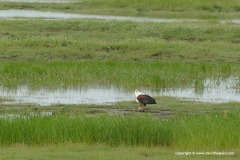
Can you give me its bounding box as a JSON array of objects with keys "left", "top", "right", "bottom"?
[
  {"left": 0, "top": 78, "right": 239, "bottom": 105},
  {"left": 0, "top": 86, "right": 133, "bottom": 105},
  {"left": 0, "top": 9, "right": 182, "bottom": 22},
  {"left": 0, "top": 9, "right": 239, "bottom": 24}
]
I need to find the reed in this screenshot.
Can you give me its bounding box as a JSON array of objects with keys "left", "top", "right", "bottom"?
[
  {"left": 172, "top": 111, "right": 240, "bottom": 150},
  {"left": 0, "top": 111, "right": 239, "bottom": 149},
  {"left": 0, "top": 114, "right": 172, "bottom": 146},
  {"left": 0, "top": 61, "right": 239, "bottom": 88}
]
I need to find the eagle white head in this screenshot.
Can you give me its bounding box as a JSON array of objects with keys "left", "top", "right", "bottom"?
[
  {"left": 135, "top": 90, "right": 157, "bottom": 110},
  {"left": 135, "top": 90, "right": 143, "bottom": 97}
]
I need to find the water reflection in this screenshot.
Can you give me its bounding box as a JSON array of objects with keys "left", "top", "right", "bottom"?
[
  {"left": 0, "top": 10, "right": 239, "bottom": 24},
  {"left": 0, "top": 77, "right": 239, "bottom": 105},
  {"left": 220, "top": 19, "right": 240, "bottom": 24},
  {"left": 0, "top": 9, "right": 197, "bottom": 23},
  {"left": 0, "top": 86, "right": 134, "bottom": 105},
  {"left": 0, "top": 9, "right": 181, "bottom": 22},
  {"left": 151, "top": 77, "right": 240, "bottom": 103}
]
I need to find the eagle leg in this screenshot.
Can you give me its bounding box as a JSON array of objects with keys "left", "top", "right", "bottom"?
[{"left": 138, "top": 103, "right": 146, "bottom": 112}]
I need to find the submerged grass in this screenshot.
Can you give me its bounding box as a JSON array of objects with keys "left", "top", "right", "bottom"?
[{"left": 0, "top": 111, "right": 239, "bottom": 149}]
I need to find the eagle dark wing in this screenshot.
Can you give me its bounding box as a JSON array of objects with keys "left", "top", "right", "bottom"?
[{"left": 137, "top": 94, "right": 156, "bottom": 104}]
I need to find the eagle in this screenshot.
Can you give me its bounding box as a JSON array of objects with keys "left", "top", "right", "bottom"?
[{"left": 135, "top": 90, "right": 157, "bottom": 112}]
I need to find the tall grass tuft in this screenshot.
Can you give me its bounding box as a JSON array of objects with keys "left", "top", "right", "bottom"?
[
  {"left": 0, "top": 61, "right": 239, "bottom": 88},
  {"left": 0, "top": 115, "right": 172, "bottom": 147},
  {"left": 0, "top": 111, "right": 239, "bottom": 149},
  {"left": 172, "top": 111, "right": 240, "bottom": 150}
]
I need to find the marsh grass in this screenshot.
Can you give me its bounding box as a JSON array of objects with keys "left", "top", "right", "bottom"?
[
  {"left": 0, "top": 61, "right": 239, "bottom": 87},
  {"left": 0, "top": 111, "right": 239, "bottom": 149},
  {"left": 173, "top": 112, "right": 240, "bottom": 150},
  {"left": 1, "top": 19, "right": 240, "bottom": 62},
  {"left": 0, "top": 114, "right": 173, "bottom": 146},
  {"left": 0, "top": 19, "right": 240, "bottom": 88}
]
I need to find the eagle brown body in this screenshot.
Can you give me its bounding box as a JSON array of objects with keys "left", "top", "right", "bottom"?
[{"left": 135, "top": 90, "right": 157, "bottom": 112}]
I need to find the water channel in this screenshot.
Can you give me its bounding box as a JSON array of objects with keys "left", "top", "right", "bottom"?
[
  {"left": 0, "top": 77, "right": 239, "bottom": 106},
  {"left": 0, "top": 9, "right": 239, "bottom": 24}
]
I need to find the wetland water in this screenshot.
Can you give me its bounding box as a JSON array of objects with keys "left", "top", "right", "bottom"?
[
  {"left": 0, "top": 9, "right": 239, "bottom": 24},
  {"left": 0, "top": 9, "right": 180, "bottom": 22},
  {"left": 0, "top": 78, "right": 239, "bottom": 105}
]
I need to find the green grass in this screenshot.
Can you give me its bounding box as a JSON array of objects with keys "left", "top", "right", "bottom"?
[
  {"left": 1, "top": 19, "right": 240, "bottom": 62},
  {"left": 0, "top": 111, "right": 239, "bottom": 150},
  {"left": 175, "top": 112, "right": 240, "bottom": 149},
  {"left": 0, "top": 19, "right": 240, "bottom": 87},
  {"left": 1, "top": 0, "right": 240, "bottom": 19},
  {"left": 1, "top": 143, "right": 239, "bottom": 160},
  {"left": 1, "top": 19, "right": 240, "bottom": 63},
  {"left": 0, "top": 114, "right": 172, "bottom": 146},
  {"left": 0, "top": 61, "right": 239, "bottom": 87}
]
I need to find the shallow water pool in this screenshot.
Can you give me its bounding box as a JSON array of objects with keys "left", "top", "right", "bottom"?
[{"left": 0, "top": 77, "right": 239, "bottom": 105}]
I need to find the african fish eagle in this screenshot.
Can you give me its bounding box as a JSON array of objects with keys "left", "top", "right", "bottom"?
[{"left": 135, "top": 90, "right": 156, "bottom": 111}]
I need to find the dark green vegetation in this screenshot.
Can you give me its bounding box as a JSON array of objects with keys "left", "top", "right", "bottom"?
[
  {"left": 1, "top": 0, "right": 240, "bottom": 19},
  {"left": 0, "top": 61, "right": 239, "bottom": 87},
  {"left": 0, "top": 19, "right": 240, "bottom": 87},
  {"left": 0, "top": 111, "right": 239, "bottom": 150}
]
